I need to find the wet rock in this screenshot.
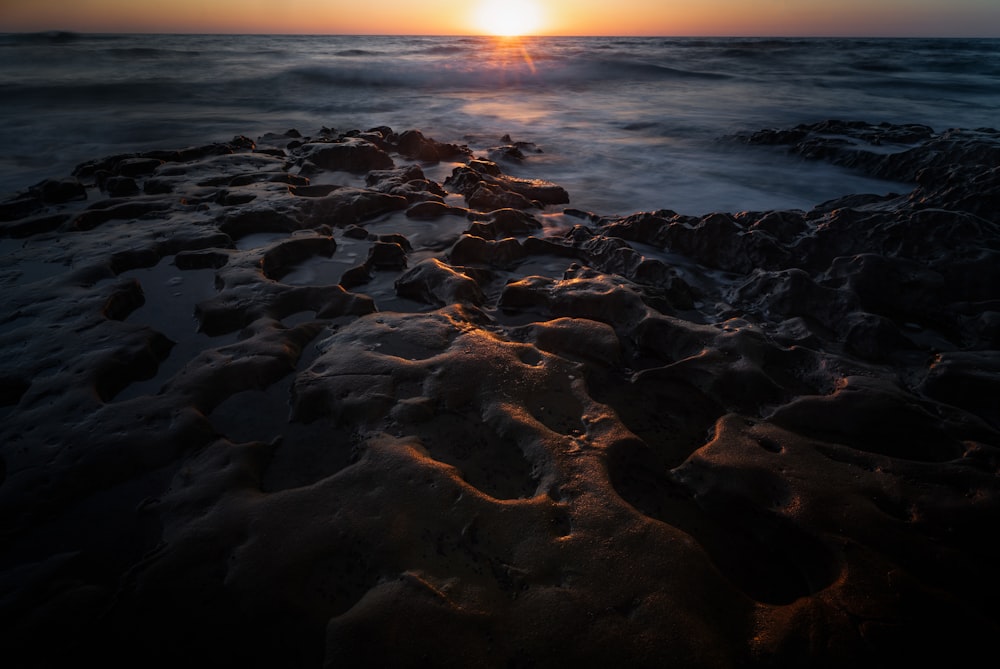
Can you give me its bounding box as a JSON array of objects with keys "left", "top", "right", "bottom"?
[
  {"left": 468, "top": 182, "right": 538, "bottom": 210},
  {"left": 394, "top": 129, "right": 471, "bottom": 162},
  {"left": 739, "top": 120, "right": 1000, "bottom": 189},
  {"left": 465, "top": 208, "right": 541, "bottom": 238},
  {"left": 339, "top": 264, "right": 373, "bottom": 288},
  {"left": 289, "top": 184, "right": 341, "bottom": 198},
  {"left": 405, "top": 201, "right": 468, "bottom": 219},
  {"left": 104, "top": 176, "right": 140, "bottom": 197},
  {"left": 302, "top": 138, "right": 394, "bottom": 173},
  {"left": 375, "top": 233, "right": 412, "bottom": 252},
  {"left": 449, "top": 235, "right": 527, "bottom": 268},
  {"left": 31, "top": 177, "right": 87, "bottom": 203},
  {"left": 366, "top": 241, "right": 408, "bottom": 270},
  {"left": 445, "top": 162, "right": 568, "bottom": 211},
  {"left": 115, "top": 157, "right": 164, "bottom": 177},
  {"left": 4, "top": 123, "right": 1000, "bottom": 669},
  {"left": 366, "top": 164, "right": 447, "bottom": 202},
  {"left": 395, "top": 258, "right": 484, "bottom": 307},
  {"left": 260, "top": 235, "right": 336, "bottom": 281},
  {"left": 303, "top": 188, "right": 409, "bottom": 227},
  {"left": 488, "top": 135, "right": 543, "bottom": 163},
  {"left": 0, "top": 193, "right": 44, "bottom": 222},
  {"left": 920, "top": 352, "right": 1000, "bottom": 430},
  {"left": 343, "top": 225, "right": 370, "bottom": 240},
  {"left": 499, "top": 270, "right": 651, "bottom": 332}
]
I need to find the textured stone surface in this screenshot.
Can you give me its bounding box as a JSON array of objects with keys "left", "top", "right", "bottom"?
[{"left": 1, "top": 123, "right": 998, "bottom": 668}]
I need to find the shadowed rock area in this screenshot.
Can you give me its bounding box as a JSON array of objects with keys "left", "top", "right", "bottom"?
[{"left": 1, "top": 123, "right": 998, "bottom": 668}]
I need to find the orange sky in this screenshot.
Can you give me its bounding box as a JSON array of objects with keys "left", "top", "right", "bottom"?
[{"left": 2, "top": 0, "right": 998, "bottom": 37}]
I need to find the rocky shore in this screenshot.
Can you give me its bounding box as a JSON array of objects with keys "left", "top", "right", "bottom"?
[{"left": 1, "top": 121, "right": 998, "bottom": 667}]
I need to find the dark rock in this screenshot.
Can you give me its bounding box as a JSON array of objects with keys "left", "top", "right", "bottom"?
[
  {"left": 304, "top": 188, "right": 409, "bottom": 227},
  {"left": 376, "top": 234, "right": 412, "bottom": 252},
  {"left": 72, "top": 199, "right": 173, "bottom": 231},
  {"left": 843, "top": 312, "right": 913, "bottom": 361},
  {"left": 261, "top": 236, "right": 336, "bottom": 281},
  {"left": 465, "top": 208, "right": 541, "bottom": 238},
  {"left": 920, "top": 352, "right": 1000, "bottom": 430},
  {"left": 0, "top": 193, "right": 43, "bottom": 222},
  {"left": 449, "top": 235, "right": 526, "bottom": 268},
  {"left": 143, "top": 178, "right": 176, "bottom": 195},
  {"left": 0, "top": 212, "right": 68, "bottom": 237},
  {"left": 395, "top": 258, "right": 484, "bottom": 307},
  {"left": 394, "top": 129, "right": 471, "bottom": 162},
  {"left": 406, "top": 201, "right": 468, "bottom": 220},
  {"left": 290, "top": 184, "right": 342, "bottom": 198},
  {"left": 366, "top": 241, "right": 408, "bottom": 270},
  {"left": 302, "top": 139, "right": 394, "bottom": 173},
  {"left": 769, "top": 376, "right": 971, "bottom": 461},
  {"left": 468, "top": 183, "right": 538, "bottom": 211},
  {"left": 444, "top": 163, "right": 568, "bottom": 211},
  {"left": 115, "top": 157, "right": 164, "bottom": 177},
  {"left": 366, "top": 165, "right": 447, "bottom": 202},
  {"left": 218, "top": 206, "right": 306, "bottom": 238},
  {"left": 104, "top": 176, "right": 140, "bottom": 197},
  {"left": 31, "top": 178, "right": 87, "bottom": 204},
  {"left": 343, "top": 225, "right": 370, "bottom": 240},
  {"left": 339, "top": 264, "right": 373, "bottom": 289}
]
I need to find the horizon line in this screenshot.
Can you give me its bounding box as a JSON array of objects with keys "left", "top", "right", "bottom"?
[{"left": 4, "top": 29, "right": 1000, "bottom": 40}]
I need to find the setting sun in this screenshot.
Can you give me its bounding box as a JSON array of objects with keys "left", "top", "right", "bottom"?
[{"left": 474, "top": 0, "right": 544, "bottom": 37}]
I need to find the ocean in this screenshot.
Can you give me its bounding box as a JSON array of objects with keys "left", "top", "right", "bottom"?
[{"left": 1, "top": 33, "right": 998, "bottom": 215}]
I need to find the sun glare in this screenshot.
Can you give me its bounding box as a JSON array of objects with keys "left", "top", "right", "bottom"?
[{"left": 474, "top": 0, "right": 543, "bottom": 37}]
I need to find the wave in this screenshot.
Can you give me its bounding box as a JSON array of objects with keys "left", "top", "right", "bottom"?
[
  {"left": 105, "top": 46, "right": 204, "bottom": 59},
  {"left": 0, "top": 31, "right": 129, "bottom": 47},
  {"left": 0, "top": 80, "right": 215, "bottom": 107},
  {"left": 282, "top": 54, "right": 730, "bottom": 92},
  {"left": 414, "top": 45, "right": 471, "bottom": 56},
  {"left": 0, "top": 31, "right": 82, "bottom": 46}
]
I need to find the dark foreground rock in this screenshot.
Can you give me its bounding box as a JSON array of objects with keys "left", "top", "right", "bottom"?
[{"left": 0, "top": 122, "right": 998, "bottom": 668}]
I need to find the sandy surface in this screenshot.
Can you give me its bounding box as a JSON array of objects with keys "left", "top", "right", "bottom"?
[{"left": 1, "top": 123, "right": 998, "bottom": 667}]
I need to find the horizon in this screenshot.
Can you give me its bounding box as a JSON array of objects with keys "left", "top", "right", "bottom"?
[
  {"left": 6, "top": 30, "right": 1000, "bottom": 40},
  {"left": 2, "top": 1, "right": 999, "bottom": 39}
]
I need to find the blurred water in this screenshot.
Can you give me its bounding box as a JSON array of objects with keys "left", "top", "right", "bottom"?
[{"left": 1, "top": 33, "right": 998, "bottom": 215}]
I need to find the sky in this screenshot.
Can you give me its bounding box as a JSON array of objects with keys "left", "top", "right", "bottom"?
[{"left": 1, "top": 0, "right": 998, "bottom": 37}]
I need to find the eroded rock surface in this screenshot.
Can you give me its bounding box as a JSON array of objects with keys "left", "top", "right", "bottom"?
[{"left": 1, "top": 122, "right": 998, "bottom": 668}]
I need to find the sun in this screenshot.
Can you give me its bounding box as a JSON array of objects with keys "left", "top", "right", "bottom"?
[{"left": 473, "top": 0, "right": 544, "bottom": 37}]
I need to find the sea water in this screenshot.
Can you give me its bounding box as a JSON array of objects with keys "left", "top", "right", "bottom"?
[{"left": 1, "top": 33, "right": 998, "bottom": 215}]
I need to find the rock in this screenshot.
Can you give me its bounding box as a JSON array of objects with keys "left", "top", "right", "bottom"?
[
  {"left": 366, "top": 165, "right": 447, "bottom": 202},
  {"left": 394, "top": 258, "right": 484, "bottom": 307},
  {"left": 3, "top": 122, "right": 1000, "bottom": 669},
  {"left": 302, "top": 138, "right": 394, "bottom": 173},
  {"left": 449, "top": 235, "right": 526, "bottom": 268},
  {"left": 394, "top": 129, "right": 471, "bottom": 162},
  {"left": 115, "top": 157, "right": 164, "bottom": 177},
  {"left": 104, "top": 176, "right": 141, "bottom": 197},
  {"left": 31, "top": 177, "right": 87, "bottom": 203},
  {"left": 405, "top": 201, "right": 468, "bottom": 220},
  {"left": 303, "top": 188, "right": 409, "bottom": 227},
  {"left": 468, "top": 182, "right": 538, "bottom": 210},
  {"left": 444, "top": 162, "right": 568, "bottom": 211},
  {"left": 339, "top": 263, "right": 373, "bottom": 288},
  {"left": 464, "top": 208, "right": 541, "bottom": 238},
  {"left": 366, "top": 241, "right": 408, "bottom": 270}
]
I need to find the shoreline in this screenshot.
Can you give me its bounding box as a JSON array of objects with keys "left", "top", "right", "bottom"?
[{"left": 1, "top": 121, "right": 999, "bottom": 666}]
